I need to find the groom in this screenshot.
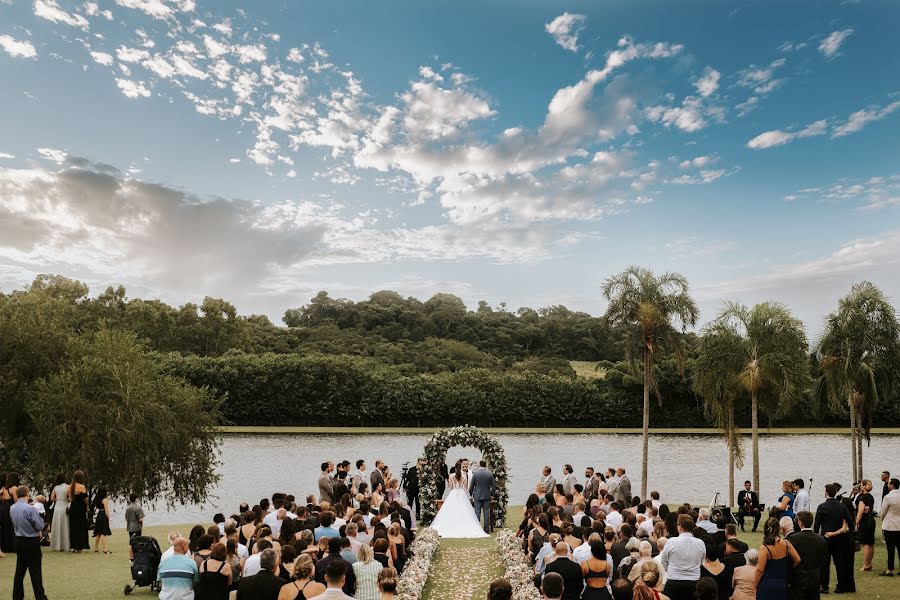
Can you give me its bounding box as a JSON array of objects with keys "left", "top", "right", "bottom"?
[{"left": 469, "top": 459, "right": 495, "bottom": 534}]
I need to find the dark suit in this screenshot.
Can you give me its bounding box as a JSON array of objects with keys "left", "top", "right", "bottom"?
[
  {"left": 789, "top": 529, "right": 827, "bottom": 600},
  {"left": 544, "top": 556, "right": 583, "bottom": 600},
  {"left": 236, "top": 570, "right": 284, "bottom": 600},
  {"left": 610, "top": 541, "right": 629, "bottom": 573},
  {"left": 333, "top": 480, "right": 349, "bottom": 503},
  {"left": 315, "top": 555, "right": 356, "bottom": 596},
  {"left": 814, "top": 498, "right": 855, "bottom": 593},
  {"left": 405, "top": 466, "right": 421, "bottom": 518},
  {"left": 718, "top": 538, "right": 748, "bottom": 560},
  {"left": 470, "top": 467, "right": 495, "bottom": 533},
  {"left": 736, "top": 490, "right": 761, "bottom": 531}
]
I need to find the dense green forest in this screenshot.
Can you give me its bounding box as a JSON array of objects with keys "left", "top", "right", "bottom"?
[{"left": 2, "top": 274, "right": 899, "bottom": 443}]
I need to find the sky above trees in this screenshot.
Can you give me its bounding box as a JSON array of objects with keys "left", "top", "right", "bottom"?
[{"left": 1, "top": 0, "right": 899, "bottom": 333}]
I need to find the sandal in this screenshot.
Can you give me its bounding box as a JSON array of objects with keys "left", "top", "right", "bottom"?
[{"left": 879, "top": 571, "right": 894, "bottom": 576}]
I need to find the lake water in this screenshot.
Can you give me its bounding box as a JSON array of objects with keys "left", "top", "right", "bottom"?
[{"left": 123, "top": 432, "right": 894, "bottom": 526}]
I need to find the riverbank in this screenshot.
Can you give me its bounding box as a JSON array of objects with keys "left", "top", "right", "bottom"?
[{"left": 219, "top": 425, "right": 900, "bottom": 434}]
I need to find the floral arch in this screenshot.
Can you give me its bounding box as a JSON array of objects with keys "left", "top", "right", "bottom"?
[{"left": 418, "top": 425, "right": 509, "bottom": 527}]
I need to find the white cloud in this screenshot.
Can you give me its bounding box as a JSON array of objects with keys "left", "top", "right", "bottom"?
[
  {"left": 142, "top": 55, "right": 176, "bottom": 78},
  {"left": 89, "top": 50, "right": 113, "bottom": 66},
  {"left": 694, "top": 66, "right": 720, "bottom": 97},
  {"left": 202, "top": 35, "right": 230, "bottom": 59},
  {"left": 646, "top": 96, "right": 720, "bottom": 133},
  {"left": 0, "top": 35, "right": 37, "bottom": 59},
  {"left": 786, "top": 174, "right": 900, "bottom": 210},
  {"left": 819, "top": 29, "right": 853, "bottom": 58},
  {"left": 735, "top": 58, "right": 786, "bottom": 116},
  {"left": 545, "top": 12, "right": 587, "bottom": 53},
  {"left": 33, "top": 0, "right": 89, "bottom": 29},
  {"left": 678, "top": 155, "right": 716, "bottom": 169},
  {"left": 116, "top": 46, "right": 150, "bottom": 63},
  {"left": 228, "top": 158, "right": 240, "bottom": 164},
  {"left": 0, "top": 153, "right": 14, "bottom": 159},
  {"left": 832, "top": 100, "right": 900, "bottom": 137},
  {"left": 114, "top": 0, "right": 173, "bottom": 20},
  {"left": 115, "top": 78, "right": 151, "bottom": 98},
  {"left": 746, "top": 130, "right": 794, "bottom": 149},
  {"left": 83, "top": 2, "right": 114, "bottom": 20},
  {"left": 748, "top": 100, "right": 900, "bottom": 148},
  {"left": 234, "top": 44, "right": 266, "bottom": 64},
  {"left": 37, "top": 147, "right": 67, "bottom": 163}
]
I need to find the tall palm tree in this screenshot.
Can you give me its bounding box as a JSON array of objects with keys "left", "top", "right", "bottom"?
[
  {"left": 602, "top": 266, "right": 699, "bottom": 499},
  {"left": 702, "top": 302, "right": 809, "bottom": 495},
  {"left": 693, "top": 323, "right": 745, "bottom": 504},
  {"left": 815, "top": 282, "right": 900, "bottom": 482}
]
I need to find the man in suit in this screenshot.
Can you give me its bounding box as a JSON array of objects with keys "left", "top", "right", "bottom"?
[
  {"left": 370, "top": 460, "right": 386, "bottom": 492},
  {"left": 543, "top": 542, "right": 583, "bottom": 600},
  {"left": 540, "top": 466, "right": 556, "bottom": 494},
  {"left": 540, "top": 572, "right": 564, "bottom": 600},
  {"left": 333, "top": 471, "right": 350, "bottom": 504},
  {"left": 584, "top": 467, "right": 600, "bottom": 500},
  {"left": 814, "top": 483, "right": 855, "bottom": 594},
  {"left": 237, "top": 548, "right": 284, "bottom": 600},
  {"left": 404, "top": 458, "right": 423, "bottom": 519},
  {"left": 562, "top": 464, "right": 577, "bottom": 496},
  {"left": 316, "top": 537, "right": 356, "bottom": 595},
  {"left": 736, "top": 481, "right": 761, "bottom": 532},
  {"left": 613, "top": 468, "right": 631, "bottom": 505},
  {"left": 883, "top": 471, "right": 892, "bottom": 501},
  {"left": 318, "top": 462, "right": 335, "bottom": 504},
  {"left": 470, "top": 459, "right": 496, "bottom": 533},
  {"left": 790, "top": 511, "right": 827, "bottom": 600},
  {"left": 318, "top": 558, "right": 355, "bottom": 600}
]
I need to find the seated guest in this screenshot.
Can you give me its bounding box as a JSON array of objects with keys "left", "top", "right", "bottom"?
[
  {"left": 543, "top": 542, "right": 583, "bottom": 600},
  {"left": 278, "top": 554, "right": 325, "bottom": 600},
  {"left": 243, "top": 539, "right": 272, "bottom": 577},
  {"left": 158, "top": 537, "right": 198, "bottom": 600},
  {"left": 488, "top": 578, "right": 513, "bottom": 600},
  {"left": 610, "top": 578, "right": 632, "bottom": 600},
  {"left": 736, "top": 482, "right": 761, "bottom": 533},
  {"left": 315, "top": 512, "right": 340, "bottom": 542},
  {"left": 699, "top": 542, "right": 729, "bottom": 600},
  {"left": 716, "top": 524, "right": 747, "bottom": 559},
  {"left": 316, "top": 537, "right": 356, "bottom": 596},
  {"left": 237, "top": 548, "right": 285, "bottom": 600},
  {"left": 696, "top": 509, "right": 718, "bottom": 535},
  {"left": 540, "top": 572, "right": 564, "bottom": 600},
  {"left": 351, "top": 545, "right": 381, "bottom": 600},
  {"left": 319, "top": 559, "right": 354, "bottom": 600},
  {"left": 730, "top": 549, "right": 758, "bottom": 600},
  {"left": 377, "top": 567, "right": 398, "bottom": 600}
]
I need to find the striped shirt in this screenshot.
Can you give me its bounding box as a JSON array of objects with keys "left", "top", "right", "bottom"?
[
  {"left": 158, "top": 553, "right": 198, "bottom": 600},
  {"left": 352, "top": 559, "right": 382, "bottom": 600}
]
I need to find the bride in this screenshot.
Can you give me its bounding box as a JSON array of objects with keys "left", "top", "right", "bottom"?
[{"left": 430, "top": 459, "right": 489, "bottom": 538}]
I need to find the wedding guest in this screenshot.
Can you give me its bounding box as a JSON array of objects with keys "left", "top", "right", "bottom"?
[
  {"left": 539, "top": 467, "right": 557, "bottom": 496},
  {"left": 125, "top": 493, "right": 145, "bottom": 539},
  {"left": 788, "top": 511, "right": 826, "bottom": 600},
  {"left": 315, "top": 512, "right": 340, "bottom": 541},
  {"left": 197, "top": 542, "right": 233, "bottom": 600},
  {"left": 699, "top": 543, "right": 728, "bottom": 600},
  {"left": 696, "top": 509, "right": 717, "bottom": 535},
  {"left": 882, "top": 471, "right": 892, "bottom": 501},
  {"left": 543, "top": 541, "right": 582, "bottom": 600},
  {"left": 693, "top": 577, "right": 717, "bottom": 600},
  {"left": 49, "top": 473, "right": 69, "bottom": 552},
  {"left": 814, "top": 483, "right": 855, "bottom": 593},
  {"left": 11, "top": 485, "right": 47, "bottom": 600},
  {"left": 659, "top": 515, "right": 705, "bottom": 600},
  {"left": 792, "top": 479, "right": 810, "bottom": 515},
  {"left": 730, "top": 549, "right": 757, "bottom": 600},
  {"left": 539, "top": 572, "right": 563, "bottom": 600},
  {"left": 613, "top": 469, "right": 631, "bottom": 506},
  {"left": 755, "top": 517, "right": 800, "bottom": 598},
  {"left": 372, "top": 538, "right": 393, "bottom": 570},
  {"left": 880, "top": 477, "right": 900, "bottom": 577},
  {"left": 633, "top": 562, "right": 669, "bottom": 599},
  {"left": 278, "top": 554, "right": 325, "bottom": 600},
  {"left": 90, "top": 487, "right": 112, "bottom": 554},
  {"left": 319, "top": 559, "right": 355, "bottom": 600},
  {"left": 319, "top": 463, "right": 336, "bottom": 505},
  {"left": 158, "top": 538, "right": 199, "bottom": 600},
  {"left": 226, "top": 538, "right": 244, "bottom": 590},
  {"left": 488, "top": 577, "right": 513, "bottom": 600},
  {"left": 193, "top": 534, "right": 215, "bottom": 568},
  {"left": 580, "top": 539, "right": 611, "bottom": 600},
  {"left": 775, "top": 481, "right": 795, "bottom": 519},
  {"left": 377, "top": 567, "right": 398, "bottom": 600},
  {"left": 0, "top": 473, "right": 18, "bottom": 554},
  {"left": 68, "top": 469, "right": 90, "bottom": 552},
  {"left": 238, "top": 548, "right": 284, "bottom": 600},
  {"left": 370, "top": 461, "right": 385, "bottom": 494},
  {"left": 353, "top": 545, "right": 382, "bottom": 600},
  {"left": 854, "top": 479, "right": 876, "bottom": 572}
]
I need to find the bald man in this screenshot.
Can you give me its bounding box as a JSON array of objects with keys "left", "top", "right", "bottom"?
[{"left": 544, "top": 542, "right": 583, "bottom": 600}]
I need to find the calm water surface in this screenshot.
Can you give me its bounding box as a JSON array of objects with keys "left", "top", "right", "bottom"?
[{"left": 120, "top": 433, "right": 894, "bottom": 526}]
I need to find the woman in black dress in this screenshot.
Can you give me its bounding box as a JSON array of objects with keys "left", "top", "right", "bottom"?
[
  {"left": 68, "top": 469, "right": 90, "bottom": 552},
  {"left": 92, "top": 486, "right": 112, "bottom": 554},
  {"left": 0, "top": 473, "right": 18, "bottom": 553},
  {"left": 196, "top": 542, "right": 232, "bottom": 600},
  {"left": 855, "top": 479, "right": 876, "bottom": 572}
]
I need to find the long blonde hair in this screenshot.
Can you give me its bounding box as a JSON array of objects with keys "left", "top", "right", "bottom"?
[{"left": 358, "top": 544, "right": 374, "bottom": 564}]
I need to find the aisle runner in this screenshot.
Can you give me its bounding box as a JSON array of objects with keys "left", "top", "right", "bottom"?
[{"left": 421, "top": 537, "right": 505, "bottom": 600}]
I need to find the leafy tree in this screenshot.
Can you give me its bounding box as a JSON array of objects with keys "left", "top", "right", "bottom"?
[
  {"left": 27, "top": 329, "right": 221, "bottom": 505},
  {"left": 602, "top": 266, "right": 699, "bottom": 498},
  {"left": 707, "top": 302, "right": 809, "bottom": 494},
  {"left": 815, "top": 282, "right": 900, "bottom": 481}
]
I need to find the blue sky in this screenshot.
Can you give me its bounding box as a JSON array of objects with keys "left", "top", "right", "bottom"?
[{"left": 1, "top": 0, "right": 899, "bottom": 333}]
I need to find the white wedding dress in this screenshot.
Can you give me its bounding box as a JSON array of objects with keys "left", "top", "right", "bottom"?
[{"left": 431, "top": 473, "right": 489, "bottom": 538}]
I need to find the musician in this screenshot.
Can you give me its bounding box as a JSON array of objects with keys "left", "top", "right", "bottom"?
[{"left": 736, "top": 480, "right": 761, "bottom": 532}]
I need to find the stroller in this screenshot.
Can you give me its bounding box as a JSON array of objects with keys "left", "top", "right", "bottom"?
[{"left": 124, "top": 535, "right": 163, "bottom": 595}]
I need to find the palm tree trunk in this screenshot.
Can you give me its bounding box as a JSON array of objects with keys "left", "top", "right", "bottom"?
[
  {"left": 849, "top": 401, "right": 858, "bottom": 483},
  {"left": 751, "top": 389, "right": 759, "bottom": 495},
  {"left": 856, "top": 419, "right": 864, "bottom": 481},
  {"left": 641, "top": 349, "right": 651, "bottom": 500},
  {"left": 728, "top": 399, "right": 735, "bottom": 506}
]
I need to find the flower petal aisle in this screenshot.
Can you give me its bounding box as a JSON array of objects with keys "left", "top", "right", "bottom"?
[
  {"left": 496, "top": 529, "right": 542, "bottom": 600},
  {"left": 398, "top": 527, "right": 440, "bottom": 600}
]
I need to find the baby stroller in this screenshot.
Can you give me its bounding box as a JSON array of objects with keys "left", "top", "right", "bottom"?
[{"left": 124, "top": 535, "right": 162, "bottom": 595}]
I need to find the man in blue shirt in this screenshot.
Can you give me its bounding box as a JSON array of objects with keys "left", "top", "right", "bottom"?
[
  {"left": 158, "top": 537, "right": 198, "bottom": 600},
  {"left": 10, "top": 485, "right": 48, "bottom": 600}
]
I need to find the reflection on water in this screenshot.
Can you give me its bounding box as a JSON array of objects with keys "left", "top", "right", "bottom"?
[{"left": 120, "top": 433, "right": 893, "bottom": 525}]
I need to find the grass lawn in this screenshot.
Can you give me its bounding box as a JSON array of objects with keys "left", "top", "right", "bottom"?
[
  {"left": 2, "top": 507, "right": 899, "bottom": 599},
  {"left": 570, "top": 360, "right": 608, "bottom": 380}
]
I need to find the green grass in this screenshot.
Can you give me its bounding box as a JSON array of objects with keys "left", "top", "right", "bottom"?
[
  {"left": 570, "top": 360, "right": 608, "bottom": 380},
  {"left": 4, "top": 508, "right": 899, "bottom": 599}
]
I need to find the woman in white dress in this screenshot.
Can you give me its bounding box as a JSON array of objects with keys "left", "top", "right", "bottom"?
[
  {"left": 50, "top": 472, "right": 70, "bottom": 552},
  {"left": 430, "top": 460, "right": 489, "bottom": 538}
]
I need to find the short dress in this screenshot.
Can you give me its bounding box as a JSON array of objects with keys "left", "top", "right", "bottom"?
[
  {"left": 93, "top": 500, "right": 112, "bottom": 537},
  {"left": 855, "top": 493, "right": 876, "bottom": 545}
]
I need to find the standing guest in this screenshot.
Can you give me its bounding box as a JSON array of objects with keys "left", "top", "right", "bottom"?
[
  {"left": 882, "top": 471, "right": 892, "bottom": 501},
  {"left": 1, "top": 473, "right": 19, "bottom": 553},
  {"left": 68, "top": 469, "right": 90, "bottom": 552},
  {"left": 370, "top": 461, "right": 386, "bottom": 495},
  {"left": 696, "top": 509, "right": 718, "bottom": 535},
  {"left": 613, "top": 469, "right": 631, "bottom": 506},
  {"left": 352, "top": 460, "right": 367, "bottom": 496},
  {"left": 92, "top": 487, "right": 112, "bottom": 554},
  {"left": 386, "top": 523, "right": 406, "bottom": 573},
  {"left": 854, "top": 479, "right": 876, "bottom": 572},
  {"left": 352, "top": 545, "right": 382, "bottom": 600},
  {"left": 238, "top": 548, "right": 284, "bottom": 600},
  {"left": 377, "top": 567, "right": 398, "bottom": 600},
  {"left": 584, "top": 468, "right": 599, "bottom": 501},
  {"left": 10, "top": 485, "right": 47, "bottom": 600},
  {"left": 277, "top": 554, "right": 325, "bottom": 600},
  {"left": 605, "top": 503, "right": 624, "bottom": 532},
  {"left": 693, "top": 577, "right": 717, "bottom": 600},
  {"left": 158, "top": 537, "right": 199, "bottom": 600},
  {"left": 319, "top": 559, "right": 355, "bottom": 600},
  {"left": 539, "top": 467, "right": 557, "bottom": 496},
  {"left": 403, "top": 459, "right": 422, "bottom": 520},
  {"left": 736, "top": 481, "right": 760, "bottom": 533},
  {"left": 540, "top": 571, "right": 564, "bottom": 600},
  {"left": 814, "top": 483, "right": 855, "bottom": 594},
  {"left": 775, "top": 481, "right": 795, "bottom": 520},
  {"left": 334, "top": 472, "right": 351, "bottom": 504},
  {"left": 320, "top": 463, "right": 336, "bottom": 504},
  {"left": 609, "top": 578, "right": 631, "bottom": 600},
  {"left": 730, "top": 549, "right": 757, "bottom": 600},
  {"left": 562, "top": 465, "right": 577, "bottom": 497},
  {"left": 580, "top": 539, "right": 611, "bottom": 600},
  {"left": 125, "top": 493, "right": 145, "bottom": 539},
  {"left": 315, "top": 511, "right": 340, "bottom": 541},
  {"left": 699, "top": 542, "right": 729, "bottom": 600},
  {"left": 778, "top": 517, "right": 794, "bottom": 540},
  {"left": 543, "top": 541, "right": 582, "bottom": 600},
  {"left": 754, "top": 517, "right": 800, "bottom": 599},
  {"left": 789, "top": 511, "right": 827, "bottom": 600},
  {"left": 659, "top": 515, "right": 706, "bottom": 600},
  {"left": 488, "top": 578, "right": 513, "bottom": 600},
  {"left": 792, "top": 479, "right": 810, "bottom": 515},
  {"left": 225, "top": 539, "right": 244, "bottom": 590},
  {"left": 633, "top": 561, "right": 669, "bottom": 600},
  {"left": 49, "top": 473, "right": 69, "bottom": 552},
  {"left": 880, "top": 477, "right": 900, "bottom": 577},
  {"left": 196, "top": 542, "right": 233, "bottom": 600}
]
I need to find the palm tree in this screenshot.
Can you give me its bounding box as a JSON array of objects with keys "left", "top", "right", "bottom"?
[
  {"left": 602, "top": 266, "right": 699, "bottom": 499},
  {"left": 693, "top": 322, "right": 745, "bottom": 504},
  {"left": 702, "top": 302, "right": 809, "bottom": 495},
  {"left": 815, "top": 282, "right": 900, "bottom": 482}
]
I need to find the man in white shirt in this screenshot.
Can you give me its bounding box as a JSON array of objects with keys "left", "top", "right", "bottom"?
[
  {"left": 242, "top": 540, "right": 272, "bottom": 577},
  {"left": 572, "top": 502, "right": 587, "bottom": 525},
  {"left": 160, "top": 531, "right": 183, "bottom": 562},
  {"left": 224, "top": 525, "right": 249, "bottom": 560},
  {"left": 659, "top": 515, "right": 706, "bottom": 600},
  {"left": 263, "top": 505, "right": 296, "bottom": 539},
  {"left": 696, "top": 508, "right": 718, "bottom": 535},
  {"left": 605, "top": 503, "right": 624, "bottom": 532},
  {"left": 345, "top": 522, "right": 363, "bottom": 556},
  {"left": 535, "top": 533, "right": 563, "bottom": 575},
  {"left": 636, "top": 513, "right": 654, "bottom": 536},
  {"left": 792, "top": 479, "right": 810, "bottom": 515},
  {"left": 650, "top": 491, "right": 662, "bottom": 510}
]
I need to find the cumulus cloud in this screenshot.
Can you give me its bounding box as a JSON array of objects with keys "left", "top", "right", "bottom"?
[
  {"left": 735, "top": 58, "right": 786, "bottom": 116},
  {"left": 819, "top": 29, "right": 853, "bottom": 58},
  {"left": 115, "top": 78, "right": 151, "bottom": 98},
  {"left": 545, "top": 12, "right": 587, "bottom": 53},
  {"left": 90, "top": 50, "right": 114, "bottom": 66},
  {"left": 0, "top": 35, "right": 37, "bottom": 59},
  {"left": 33, "top": 0, "right": 89, "bottom": 29},
  {"left": 786, "top": 174, "right": 900, "bottom": 210},
  {"left": 748, "top": 99, "right": 900, "bottom": 148},
  {"left": 114, "top": 0, "right": 175, "bottom": 20},
  {"left": 694, "top": 66, "right": 720, "bottom": 97}
]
